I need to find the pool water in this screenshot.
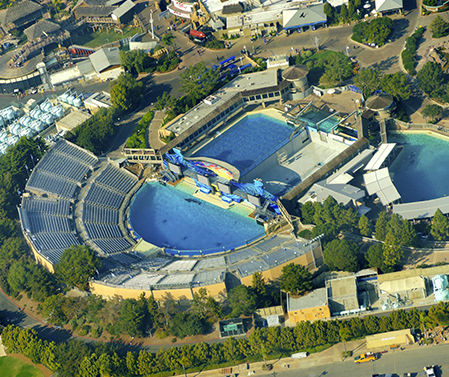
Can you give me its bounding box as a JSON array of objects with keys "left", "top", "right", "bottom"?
[
  {"left": 389, "top": 132, "right": 449, "bottom": 202},
  {"left": 299, "top": 109, "right": 340, "bottom": 133},
  {"left": 128, "top": 181, "right": 264, "bottom": 252},
  {"left": 192, "top": 114, "right": 294, "bottom": 175}
]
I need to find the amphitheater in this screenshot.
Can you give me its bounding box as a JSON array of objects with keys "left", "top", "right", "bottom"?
[{"left": 18, "top": 139, "right": 323, "bottom": 300}]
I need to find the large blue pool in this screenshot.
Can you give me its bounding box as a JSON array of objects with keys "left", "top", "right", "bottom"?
[
  {"left": 192, "top": 114, "right": 294, "bottom": 175},
  {"left": 389, "top": 132, "right": 449, "bottom": 202},
  {"left": 128, "top": 181, "right": 264, "bottom": 253}
]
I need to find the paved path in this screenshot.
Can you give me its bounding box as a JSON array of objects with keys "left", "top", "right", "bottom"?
[{"left": 147, "top": 110, "right": 165, "bottom": 149}]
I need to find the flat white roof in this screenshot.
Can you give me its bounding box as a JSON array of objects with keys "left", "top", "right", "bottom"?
[
  {"left": 393, "top": 196, "right": 449, "bottom": 220},
  {"left": 364, "top": 167, "right": 401, "bottom": 205},
  {"left": 364, "top": 143, "right": 396, "bottom": 171}
]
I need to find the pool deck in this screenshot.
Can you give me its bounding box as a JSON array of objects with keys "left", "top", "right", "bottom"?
[{"left": 253, "top": 140, "right": 343, "bottom": 196}]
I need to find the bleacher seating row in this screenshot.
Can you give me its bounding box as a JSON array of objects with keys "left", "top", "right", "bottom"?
[
  {"left": 37, "top": 152, "right": 91, "bottom": 183},
  {"left": 22, "top": 197, "right": 71, "bottom": 217},
  {"left": 85, "top": 223, "right": 123, "bottom": 239},
  {"left": 85, "top": 183, "right": 125, "bottom": 209},
  {"left": 91, "top": 238, "right": 132, "bottom": 254},
  {"left": 82, "top": 203, "right": 119, "bottom": 224},
  {"left": 52, "top": 140, "right": 98, "bottom": 166},
  {"left": 27, "top": 170, "right": 78, "bottom": 199},
  {"left": 29, "top": 213, "right": 73, "bottom": 233},
  {"left": 31, "top": 232, "right": 80, "bottom": 251},
  {"left": 40, "top": 249, "right": 69, "bottom": 265},
  {"left": 95, "top": 164, "right": 137, "bottom": 194},
  {"left": 111, "top": 252, "right": 142, "bottom": 265}
]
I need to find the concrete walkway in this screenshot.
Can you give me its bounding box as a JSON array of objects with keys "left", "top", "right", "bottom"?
[{"left": 147, "top": 110, "right": 165, "bottom": 150}]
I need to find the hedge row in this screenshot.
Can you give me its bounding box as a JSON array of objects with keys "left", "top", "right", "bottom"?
[{"left": 401, "top": 27, "right": 425, "bottom": 75}]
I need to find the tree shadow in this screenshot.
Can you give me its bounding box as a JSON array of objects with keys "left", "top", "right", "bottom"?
[
  {"left": 390, "top": 18, "right": 410, "bottom": 42},
  {"left": 371, "top": 56, "right": 399, "bottom": 72}
]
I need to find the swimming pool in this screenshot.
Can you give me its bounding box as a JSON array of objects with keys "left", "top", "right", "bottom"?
[
  {"left": 298, "top": 109, "right": 340, "bottom": 133},
  {"left": 128, "top": 181, "right": 264, "bottom": 254},
  {"left": 389, "top": 132, "right": 449, "bottom": 202},
  {"left": 192, "top": 114, "right": 294, "bottom": 175}
]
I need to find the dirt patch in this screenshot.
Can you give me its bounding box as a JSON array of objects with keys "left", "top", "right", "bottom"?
[{"left": 8, "top": 353, "right": 52, "bottom": 377}]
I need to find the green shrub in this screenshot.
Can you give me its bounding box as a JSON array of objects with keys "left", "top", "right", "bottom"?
[
  {"left": 298, "top": 229, "right": 312, "bottom": 240},
  {"left": 206, "top": 40, "right": 225, "bottom": 49},
  {"left": 126, "top": 109, "right": 154, "bottom": 149},
  {"left": 155, "top": 330, "right": 168, "bottom": 339},
  {"left": 91, "top": 326, "right": 102, "bottom": 338}
]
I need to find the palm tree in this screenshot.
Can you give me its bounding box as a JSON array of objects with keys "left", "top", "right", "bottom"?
[{"left": 161, "top": 32, "right": 174, "bottom": 50}]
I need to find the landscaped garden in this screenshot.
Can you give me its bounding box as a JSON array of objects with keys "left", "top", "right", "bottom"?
[
  {"left": 352, "top": 17, "right": 394, "bottom": 46},
  {"left": 71, "top": 26, "right": 140, "bottom": 48},
  {"left": 290, "top": 50, "right": 355, "bottom": 87}
]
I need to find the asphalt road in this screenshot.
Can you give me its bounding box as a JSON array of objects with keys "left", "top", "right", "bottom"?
[{"left": 278, "top": 344, "right": 449, "bottom": 377}]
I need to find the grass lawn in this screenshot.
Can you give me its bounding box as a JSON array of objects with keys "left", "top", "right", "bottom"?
[
  {"left": 305, "top": 50, "right": 334, "bottom": 61},
  {"left": 0, "top": 356, "right": 44, "bottom": 377},
  {"left": 71, "top": 27, "right": 141, "bottom": 48}
]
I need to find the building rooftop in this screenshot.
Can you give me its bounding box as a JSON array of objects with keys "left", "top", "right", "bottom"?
[
  {"left": 89, "top": 47, "right": 121, "bottom": 73},
  {"left": 375, "top": 0, "right": 403, "bottom": 12},
  {"left": 84, "top": 91, "right": 112, "bottom": 107},
  {"left": 299, "top": 179, "right": 365, "bottom": 207},
  {"left": 363, "top": 167, "right": 401, "bottom": 205},
  {"left": 76, "top": 6, "right": 116, "bottom": 17},
  {"left": 166, "top": 70, "right": 278, "bottom": 136},
  {"left": 56, "top": 110, "right": 92, "bottom": 131},
  {"left": 112, "top": 0, "right": 135, "bottom": 18},
  {"left": 24, "top": 19, "right": 61, "bottom": 40},
  {"left": 378, "top": 264, "right": 449, "bottom": 283},
  {"left": 282, "top": 65, "right": 309, "bottom": 81},
  {"left": 0, "top": 0, "right": 42, "bottom": 29},
  {"left": 283, "top": 4, "right": 326, "bottom": 30},
  {"left": 287, "top": 288, "right": 327, "bottom": 312},
  {"left": 366, "top": 93, "right": 394, "bottom": 110}
]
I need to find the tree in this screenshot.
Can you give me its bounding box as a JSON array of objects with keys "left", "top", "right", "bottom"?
[
  {"left": 228, "top": 285, "right": 258, "bottom": 317},
  {"left": 300, "top": 202, "right": 315, "bottom": 224},
  {"left": 120, "top": 50, "right": 153, "bottom": 74},
  {"left": 375, "top": 212, "right": 388, "bottom": 241},
  {"left": 366, "top": 17, "right": 393, "bottom": 46},
  {"left": 380, "top": 72, "right": 411, "bottom": 100},
  {"left": 323, "top": 239, "right": 359, "bottom": 272},
  {"left": 55, "top": 245, "right": 101, "bottom": 291},
  {"left": 110, "top": 73, "right": 144, "bottom": 112},
  {"left": 429, "top": 15, "right": 449, "bottom": 38},
  {"left": 431, "top": 209, "right": 449, "bottom": 241},
  {"left": 280, "top": 263, "right": 313, "bottom": 296},
  {"left": 340, "top": 4, "right": 348, "bottom": 21},
  {"left": 180, "top": 62, "right": 219, "bottom": 102},
  {"left": 347, "top": 0, "right": 356, "bottom": 19},
  {"left": 382, "top": 232, "right": 403, "bottom": 268},
  {"left": 339, "top": 326, "right": 351, "bottom": 354},
  {"left": 422, "top": 104, "right": 443, "bottom": 122},
  {"left": 7, "top": 260, "right": 29, "bottom": 293},
  {"left": 417, "top": 62, "right": 446, "bottom": 98},
  {"left": 323, "top": 2, "right": 335, "bottom": 21},
  {"left": 252, "top": 271, "right": 266, "bottom": 305},
  {"left": 319, "top": 52, "right": 352, "bottom": 86},
  {"left": 161, "top": 32, "right": 175, "bottom": 49},
  {"left": 358, "top": 215, "right": 372, "bottom": 237},
  {"left": 353, "top": 68, "right": 381, "bottom": 98},
  {"left": 365, "top": 243, "right": 385, "bottom": 271}
]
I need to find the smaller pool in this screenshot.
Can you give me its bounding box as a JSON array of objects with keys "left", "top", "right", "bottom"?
[
  {"left": 129, "top": 181, "right": 264, "bottom": 254},
  {"left": 299, "top": 109, "right": 340, "bottom": 133}
]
